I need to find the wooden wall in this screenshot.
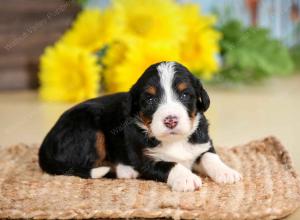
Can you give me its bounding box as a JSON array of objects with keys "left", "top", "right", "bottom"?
[
  {"left": 0, "top": 0, "right": 80, "bottom": 90},
  {"left": 198, "top": 0, "right": 300, "bottom": 46}
]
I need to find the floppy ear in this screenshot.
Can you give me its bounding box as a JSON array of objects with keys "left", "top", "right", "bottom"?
[
  {"left": 197, "top": 86, "right": 210, "bottom": 112},
  {"left": 193, "top": 77, "right": 210, "bottom": 112},
  {"left": 126, "top": 83, "right": 140, "bottom": 117}
]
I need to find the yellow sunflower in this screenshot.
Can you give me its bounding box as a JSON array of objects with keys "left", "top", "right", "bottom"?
[
  {"left": 112, "top": 0, "right": 186, "bottom": 46},
  {"left": 60, "top": 9, "right": 119, "bottom": 52},
  {"left": 103, "top": 42, "right": 181, "bottom": 92},
  {"left": 39, "top": 43, "right": 101, "bottom": 102},
  {"left": 38, "top": 0, "right": 222, "bottom": 99},
  {"left": 179, "top": 4, "right": 221, "bottom": 79},
  {"left": 102, "top": 41, "right": 129, "bottom": 92}
]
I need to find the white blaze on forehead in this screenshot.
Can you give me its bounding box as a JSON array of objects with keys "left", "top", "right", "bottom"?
[
  {"left": 151, "top": 62, "right": 196, "bottom": 142},
  {"left": 157, "top": 62, "right": 176, "bottom": 103}
]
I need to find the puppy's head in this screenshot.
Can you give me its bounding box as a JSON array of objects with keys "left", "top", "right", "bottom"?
[{"left": 130, "top": 61, "right": 210, "bottom": 142}]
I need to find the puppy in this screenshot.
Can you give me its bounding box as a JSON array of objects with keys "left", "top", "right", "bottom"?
[{"left": 39, "top": 61, "right": 241, "bottom": 191}]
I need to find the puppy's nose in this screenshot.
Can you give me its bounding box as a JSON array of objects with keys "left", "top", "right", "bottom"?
[{"left": 163, "top": 115, "right": 178, "bottom": 129}]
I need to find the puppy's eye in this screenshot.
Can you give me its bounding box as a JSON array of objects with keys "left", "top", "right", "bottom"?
[
  {"left": 180, "top": 92, "right": 190, "bottom": 101},
  {"left": 147, "top": 97, "right": 154, "bottom": 102},
  {"left": 145, "top": 95, "right": 156, "bottom": 104}
]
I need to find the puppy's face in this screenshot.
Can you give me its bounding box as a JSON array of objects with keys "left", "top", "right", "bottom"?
[{"left": 130, "top": 62, "right": 210, "bottom": 142}]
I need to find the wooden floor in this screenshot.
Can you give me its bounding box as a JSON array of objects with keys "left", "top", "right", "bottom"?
[{"left": 1, "top": 74, "right": 300, "bottom": 219}]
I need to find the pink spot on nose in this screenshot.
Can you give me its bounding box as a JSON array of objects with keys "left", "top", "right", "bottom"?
[{"left": 163, "top": 115, "right": 178, "bottom": 129}]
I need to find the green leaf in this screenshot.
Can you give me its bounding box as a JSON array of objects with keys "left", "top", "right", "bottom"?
[{"left": 216, "top": 19, "right": 294, "bottom": 83}]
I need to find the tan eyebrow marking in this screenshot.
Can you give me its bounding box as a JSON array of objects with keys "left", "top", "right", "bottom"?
[
  {"left": 177, "top": 82, "right": 188, "bottom": 92},
  {"left": 145, "top": 86, "right": 156, "bottom": 95}
]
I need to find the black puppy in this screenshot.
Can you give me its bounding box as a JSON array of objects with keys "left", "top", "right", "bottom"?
[{"left": 39, "top": 61, "right": 241, "bottom": 191}]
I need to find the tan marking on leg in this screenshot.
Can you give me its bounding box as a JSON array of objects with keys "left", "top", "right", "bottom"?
[{"left": 94, "top": 131, "right": 106, "bottom": 166}]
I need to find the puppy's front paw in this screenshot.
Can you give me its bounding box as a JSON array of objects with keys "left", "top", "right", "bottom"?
[
  {"left": 201, "top": 153, "right": 242, "bottom": 184},
  {"left": 167, "top": 164, "right": 202, "bottom": 192},
  {"left": 209, "top": 165, "right": 242, "bottom": 184}
]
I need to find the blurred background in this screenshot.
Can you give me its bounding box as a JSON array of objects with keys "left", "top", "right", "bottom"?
[{"left": 0, "top": 0, "right": 299, "bottom": 195}]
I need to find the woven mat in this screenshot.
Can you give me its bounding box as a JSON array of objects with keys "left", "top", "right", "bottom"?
[{"left": 0, "top": 136, "right": 300, "bottom": 220}]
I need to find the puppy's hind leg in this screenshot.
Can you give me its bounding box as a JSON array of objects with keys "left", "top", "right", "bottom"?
[
  {"left": 90, "top": 167, "right": 111, "bottom": 179},
  {"left": 91, "top": 131, "right": 111, "bottom": 179},
  {"left": 116, "top": 164, "right": 139, "bottom": 179}
]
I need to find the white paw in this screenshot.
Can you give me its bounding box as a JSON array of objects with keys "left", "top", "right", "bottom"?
[
  {"left": 167, "top": 164, "right": 202, "bottom": 192},
  {"left": 116, "top": 164, "right": 139, "bottom": 179},
  {"left": 209, "top": 165, "right": 242, "bottom": 184},
  {"left": 201, "top": 153, "right": 242, "bottom": 184},
  {"left": 90, "top": 167, "right": 110, "bottom": 178}
]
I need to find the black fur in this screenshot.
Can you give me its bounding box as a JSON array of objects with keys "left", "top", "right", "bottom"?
[{"left": 39, "top": 61, "right": 215, "bottom": 182}]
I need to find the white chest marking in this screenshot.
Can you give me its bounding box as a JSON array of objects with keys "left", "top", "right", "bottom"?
[{"left": 145, "top": 141, "right": 211, "bottom": 169}]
